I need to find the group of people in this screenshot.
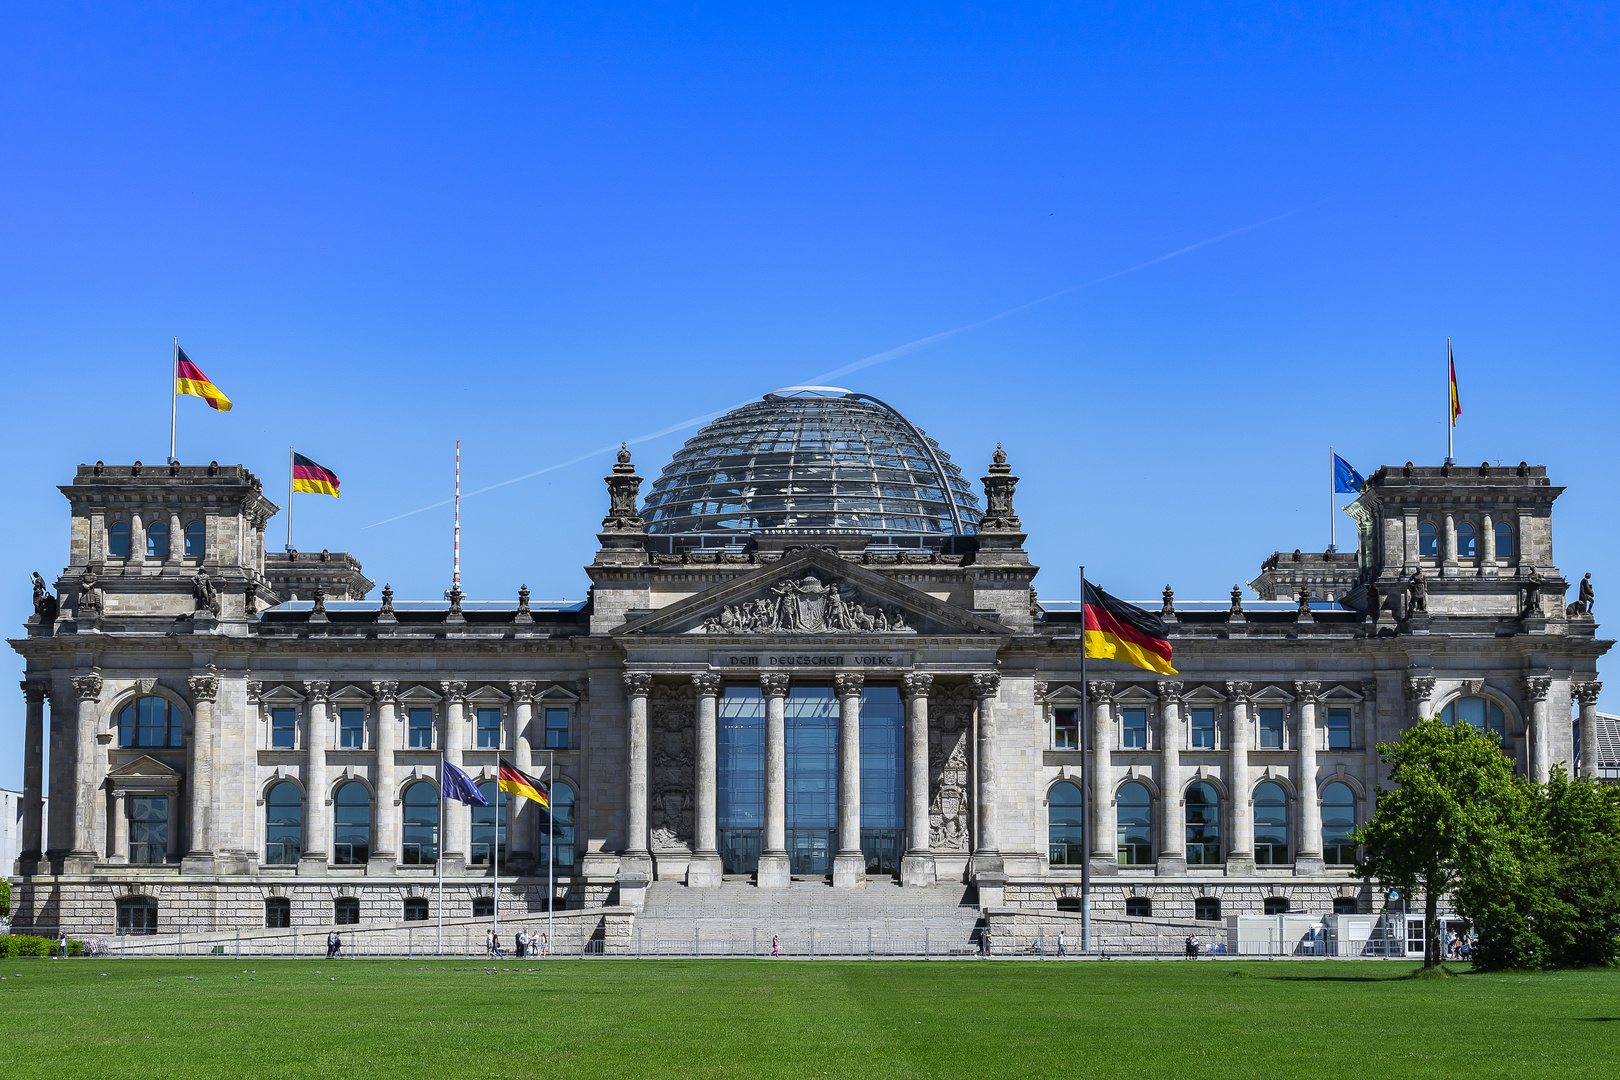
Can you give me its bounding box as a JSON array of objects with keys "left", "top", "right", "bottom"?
[
  {"left": 485, "top": 928, "right": 550, "bottom": 959},
  {"left": 1446, "top": 930, "right": 1474, "bottom": 960}
]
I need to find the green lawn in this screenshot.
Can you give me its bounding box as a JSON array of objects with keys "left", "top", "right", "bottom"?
[{"left": 1, "top": 957, "right": 1616, "bottom": 1078}]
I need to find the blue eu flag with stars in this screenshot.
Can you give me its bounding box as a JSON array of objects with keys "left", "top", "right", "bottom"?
[
  {"left": 1334, "top": 454, "right": 1366, "bottom": 494},
  {"left": 441, "top": 759, "right": 488, "bottom": 806}
]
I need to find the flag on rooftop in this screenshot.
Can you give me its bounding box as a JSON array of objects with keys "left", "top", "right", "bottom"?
[
  {"left": 292, "top": 453, "right": 341, "bottom": 497},
  {"left": 1082, "top": 580, "right": 1176, "bottom": 675},
  {"left": 1449, "top": 342, "right": 1461, "bottom": 425},
  {"left": 497, "top": 759, "right": 549, "bottom": 808},
  {"left": 441, "top": 759, "right": 487, "bottom": 806},
  {"left": 1333, "top": 453, "right": 1366, "bottom": 494},
  {"left": 175, "top": 347, "right": 232, "bottom": 412}
]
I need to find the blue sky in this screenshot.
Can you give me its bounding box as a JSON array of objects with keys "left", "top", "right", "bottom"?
[{"left": 1, "top": 4, "right": 1616, "bottom": 786}]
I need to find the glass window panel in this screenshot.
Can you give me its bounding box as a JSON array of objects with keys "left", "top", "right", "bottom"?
[
  {"left": 1116, "top": 782, "right": 1153, "bottom": 865},
  {"left": 271, "top": 707, "right": 296, "bottom": 749},
  {"left": 1053, "top": 708, "right": 1079, "bottom": 750},
  {"left": 718, "top": 688, "right": 764, "bottom": 874},
  {"left": 333, "top": 783, "right": 371, "bottom": 865},
  {"left": 340, "top": 707, "right": 365, "bottom": 749},
  {"left": 129, "top": 796, "right": 169, "bottom": 865},
  {"left": 1122, "top": 708, "right": 1147, "bottom": 749},
  {"left": 1253, "top": 781, "right": 1289, "bottom": 865},
  {"left": 1258, "top": 708, "right": 1284, "bottom": 749},
  {"left": 1322, "top": 782, "right": 1357, "bottom": 865},
  {"left": 108, "top": 520, "right": 130, "bottom": 558},
  {"left": 1495, "top": 522, "right": 1514, "bottom": 557},
  {"left": 537, "top": 784, "right": 576, "bottom": 869},
  {"left": 859, "top": 686, "right": 903, "bottom": 830},
  {"left": 265, "top": 898, "right": 290, "bottom": 928},
  {"left": 470, "top": 781, "right": 506, "bottom": 866},
  {"left": 145, "top": 520, "right": 168, "bottom": 559},
  {"left": 1326, "top": 708, "right": 1352, "bottom": 750},
  {"left": 1190, "top": 708, "right": 1216, "bottom": 749},
  {"left": 1048, "top": 781, "right": 1084, "bottom": 866},
  {"left": 408, "top": 708, "right": 434, "bottom": 749},
  {"left": 1457, "top": 522, "right": 1476, "bottom": 557},
  {"left": 544, "top": 707, "right": 569, "bottom": 750},
  {"left": 1419, "top": 522, "right": 1438, "bottom": 557},
  {"left": 265, "top": 781, "right": 303, "bottom": 865},
  {"left": 476, "top": 707, "right": 501, "bottom": 749},
  {"left": 184, "top": 521, "right": 205, "bottom": 558},
  {"left": 786, "top": 688, "right": 837, "bottom": 875},
  {"left": 334, "top": 898, "right": 360, "bottom": 925},
  {"left": 1185, "top": 782, "right": 1221, "bottom": 865},
  {"left": 401, "top": 781, "right": 440, "bottom": 865}
]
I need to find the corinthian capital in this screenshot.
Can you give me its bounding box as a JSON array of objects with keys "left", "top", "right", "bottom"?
[
  {"left": 1224, "top": 680, "right": 1252, "bottom": 702},
  {"left": 372, "top": 680, "right": 400, "bottom": 704},
  {"left": 1087, "top": 680, "right": 1116, "bottom": 700},
  {"left": 1521, "top": 675, "right": 1551, "bottom": 703},
  {"left": 508, "top": 680, "right": 537, "bottom": 704},
  {"left": 972, "top": 672, "right": 1001, "bottom": 699},
  {"left": 303, "top": 679, "right": 331, "bottom": 704},
  {"left": 187, "top": 672, "right": 220, "bottom": 703},
  {"left": 901, "top": 672, "right": 934, "bottom": 699},
  {"left": 1294, "top": 680, "right": 1322, "bottom": 702},
  {"left": 1156, "top": 680, "right": 1184, "bottom": 702},
  {"left": 833, "top": 673, "right": 865, "bottom": 699},
  {"left": 691, "top": 673, "right": 723, "bottom": 697},
  {"left": 71, "top": 673, "right": 103, "bottom": 702},
  {"left": 438, "top": 680, "right": 466, "bottom": 704},
  {"left": 1575, "top": 681, "right": 1603, "bottom": 707},
  {"left": 759, "top": 673, "right": 790, "bottom": 699},
  {"left": 622, "top": 672, "right": 654, "bottom": 698}
]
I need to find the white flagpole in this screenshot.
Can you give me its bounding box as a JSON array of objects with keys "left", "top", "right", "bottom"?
[
  {"left": 287, "top": 447, "right": 295, "bottom": 552},
  {"left": 1329, "top": 446, "right": 1337, "bottom": 553},
  {"left": 1446, "top": 339, "right": 1454, "bottom": 465},
  {"left": 169, "top": 338, "right": 179, "bottom": 464},
  {"left": 437, "top": 753, "right": 444, "bottom": 957},
  {"left": 493, "top": 776, "right": 500, "bottom": 952},
  {"left": 1079, "top": 564, "right": 1091, "bottom": 953},
  {"left": 547, "top": 750, "right": 555, "bottom": 956},
  {"left": 453, "top": 440, "right": 461, "bottom": 589}
]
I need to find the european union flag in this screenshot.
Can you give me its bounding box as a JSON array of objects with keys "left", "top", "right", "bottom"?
[
  {"left": 441, "top": 759, "right": 489, "bottom": 806},
  {"left": 1334, "top": 454, "right": 1366, "bottom": 494}
]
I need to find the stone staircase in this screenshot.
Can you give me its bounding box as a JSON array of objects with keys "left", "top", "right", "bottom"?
[{"left": 631, "top": 879, "right": 984, "bottom": 957}]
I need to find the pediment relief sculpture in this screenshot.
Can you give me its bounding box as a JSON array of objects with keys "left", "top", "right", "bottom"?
[{"left": 700, "top": 573, "right": 914, "bottom": 634}]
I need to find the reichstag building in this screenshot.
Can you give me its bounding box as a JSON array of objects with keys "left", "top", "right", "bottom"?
[{"left": 8, "top": 387, "right": 1611, "bottom": 942}]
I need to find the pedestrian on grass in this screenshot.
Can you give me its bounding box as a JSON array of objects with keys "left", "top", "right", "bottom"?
[
  {"left": 486, "top": 929, "right": 495, "bottom": 958},
  {"left": 516, "top": 930, "right": 526, "bottom": 959},
  {"left": 1191, "top": 935, "right": 1200, "bottom": 958},
  {"left": 1184, "top": 935, "right": 1193, "bottom": 959},
  {"left": 1057, "top": 931, "right": 1067, "bottom": 958},
  {"left": 57, "top": 931, "right": 67, "bottom": 959},
  {"left": 326, "top": 930, "right": 338, "bottom": 959},
  {"left": 983, "top": 928, "right": 993, "bottom": 958},
  {"left": 541, "top": 932, "right": 550, "bottom": 956}
]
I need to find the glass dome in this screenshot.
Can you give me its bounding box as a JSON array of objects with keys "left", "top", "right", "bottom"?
[{"left": 643, "top": 387, "right": 982, "bottom": 535}]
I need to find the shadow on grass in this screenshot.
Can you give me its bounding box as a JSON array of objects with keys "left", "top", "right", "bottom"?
[{"left": 1573, "top": 1017, "right": 1620, "bottom": 1022}]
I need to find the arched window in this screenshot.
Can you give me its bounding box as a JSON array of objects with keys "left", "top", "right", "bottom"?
[
  {"left": 116, "top": 896, "right": 159, "bottom": 936},
  {"left": 333, "top": 782, "right": 371, "bottom": 865},
  {"left": 108, "top": 520, "right": 130, "bottom": 559},
  {"left": 1418, "top": 522, "right": 1438, "bottom": 558},
  {"left": 1253, "top": 781, "right": 1289, "bottom": 865},
  {"left": 117, "top": 696, "right": 184, "bottom": 748},
  {"left": 402, "top": 782, "right": 440, "bottom": 865},
  {"left": 1495, "top": 522, "right": 1515, "bottom": 558},
  {"left": 537, "top": 783, "right": 577, "bottom": 870},
  {"left": 184, "top": 521, "right": 205, "bottom": 558},
  {"left": 1440, "top": 696, "right": 1506, "bottom": 740},
  {"left": 1457, "top": 522, "right": 1476, "bottom": 558},
  {"left": 1047, "top": 781, "right": 1084, "bottom": 866},
  {"left": 1116, "top": 782, "right": 1153, "bottom": 866},
  {"left": 471, "top": 781, "right": 506, "bottom": 866},
  {"left": 1322, "top": 782, "right": 1358, "bottom": 865},
  {"left": 1186, "top": 782, "right": 1222, "bottom": 864},
  {"left": 265, "top": 781, "right": 303, "bottom": 865},
  {"left": 146, "top": 519, "right": 169, "bottom": 559}
]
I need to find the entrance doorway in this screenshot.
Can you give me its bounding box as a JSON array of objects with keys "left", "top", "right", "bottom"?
[
  {"left": 789, "top": 829, "right": 834, "bottom": 874},
  {"left": 719, "top": 828, "right": 761, "bottom": 874},
  {"left": 862, "top": 828, "right": 901, "bottom": 875}
]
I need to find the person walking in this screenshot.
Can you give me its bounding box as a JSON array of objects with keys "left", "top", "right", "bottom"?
[
  {"left": 326, "top": 930, "right": 339, "bottom": 960},
  {"left": 57, "top": 931, "right": 67, "bottom": 959},
  {"left": 515, "top": 930, "right": 526, "bottom": 959},
  {"left": 771, "top": 934, "right": 781, "bottom": 957},
  {"left": 1191, "top": 935, "right": 1200, "bottom": 959},
  {"left": 983, "top": 928, "right": 993, "bottom": 958},
  {"left": 1056, "top": 930, "right": 1067, "bottom": 958},
  {"left": 540, "top": 932, "right": 549, "bottom": 956}
]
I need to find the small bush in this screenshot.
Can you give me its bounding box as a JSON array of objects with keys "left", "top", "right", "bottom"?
[{"left": 0, "top": 934, "right": 81, "bottom": 957}]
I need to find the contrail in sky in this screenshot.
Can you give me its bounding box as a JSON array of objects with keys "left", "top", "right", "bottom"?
[{"left": 364, "top": 207, "right": 1302, "bottom": 529}]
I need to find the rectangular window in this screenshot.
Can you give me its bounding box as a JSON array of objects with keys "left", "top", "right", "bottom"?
[
  {"left": 265, "top": 898, "right": 290, "bottom": 928},
  {"left": 408, "top": 708, "right": 434, "bottom": 749},
  {"left": 339, "top": 707, "right": 364, "bottom": 749},
  {"left": 1327, "top": 708, "right": 1352, "bottom": 750},
  {"left": 1122, "top": 708, "right": 1147, "bottom": 749},
  {"left": 129, "top": 796, "right": 169, "bottom": 865},
  {"left": 1190, "top": 707, "right": 1216, "bottom": 749},
  {"left": 476, "top": 707, "right": 502, "bottom": 749},
  {"left": 544, "top": 707, "right": 569, "bottom": 750},
  {"left": 1259, "top": 708, "right": 1284, "bottom": 749},
  {"left": 1053, "top": 708, "right": 1079, "bottom": 750},
  {"left": 271, "top": 708, "right": 296, "bottom": 749}
]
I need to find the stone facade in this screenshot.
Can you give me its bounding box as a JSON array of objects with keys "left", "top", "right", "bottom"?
[{"left": 7, "top": 410, "right": 1612, "bottom": 940}]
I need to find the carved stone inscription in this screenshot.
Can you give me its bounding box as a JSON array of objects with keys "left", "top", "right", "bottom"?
[
  {"left": 649, "top": 683, "right": 694, "bottom": 853},
  {"left": 702, "top": 573, "right": 913, "bottom": 634},
  {"left": 928, "top": 684, "right": 974, "bottom": 851}
]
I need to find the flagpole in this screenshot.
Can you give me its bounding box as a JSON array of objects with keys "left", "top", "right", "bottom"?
[
  {"left": 547, "top": 750, "right": 555, "bottom": 957},
  {"left": 287, "top": 447, "right": 295, "bottom": 552},
  {"left": 1445, "top": 339, "right": 1454, "bottom": 465},
  {"left": 1079, "top": 564, "right": 1092, "bottom": 954},
  {"left": 1329, "top": 446, "right": 1336, "bottom": 553},
  {"left": 169, "top": 338, "right": 179, "bottom": 464},
  {"left": 453, "top": 440, "right": 461, "bottom": 590},
  {"left": 437, "top": 752, "right": 444, "bottom": 957},
  {"left": 493, "top": 777, "right": 500, "bottom": 952}
]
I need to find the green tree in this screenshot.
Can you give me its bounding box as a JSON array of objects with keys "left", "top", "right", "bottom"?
[
  {"left": 1526, "top": 769, "right": 1620, "bottom": 966},
  {"left": 0, "top": 878, "right": 9, "bottom": 918},
  {"left": 1356, "top": 718, "right": 1522, "bottom": 967}
]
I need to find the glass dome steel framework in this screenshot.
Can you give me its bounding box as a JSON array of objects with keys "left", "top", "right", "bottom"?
[{"left": 642, "top": 388, "right": 983, "bottom": 535}]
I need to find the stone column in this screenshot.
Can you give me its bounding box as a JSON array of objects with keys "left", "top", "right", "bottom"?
[
  {"left": 110, "top": 789, "right": 128, "bottom": 863},
  {"left": 67, "top": 672, "right": 104, "bottom": 869},
  {"left": 19, "top": 681, "right": 45, "bottom": 871},
  {"left": 1441, "top": 512, "right": 1458, "bottom": 577},
  {"left": 1481, "top": 512, "right": 1497, "bottom": 575},
  {"left": 1225, "top": 681, "right": 1254, "bottom": 874},
  {"left": 183, "top": 670, "right": 220, "bottom": 872},
  {"left": 440, "top": 680, "right": 468, "bottom": 873},
  {"left": 900, "top": 672, "right": 936, "bottom": 887},
  {"left": 169, "top": 511, "right": 183, "bottom": 561},
  {"left": 832, "top": 673, "right": 866, "bottom": 888},
  {"left": 689, "top": 674, "right": 723, "bottom": 887},
  {"left": 1576, "top": 682, "right": 1603, "bottom": 780},
  {"left": 1524, "top": 675, "right": 1552, "bottom": 783},
  {"left": 1294, "top": 681, "right": 1323, "bottom": 873},
  {"left": 969, "top": 673, "right": 1007, "bottom": 895},
  {"left": 506, "top": 682, "right": 536, "bottom": 871},
  {"left": 1155, "top": 681, "right": 1186, "bottom": 874},
  {"left": 620, "top": 673, "right": 654, "bottom": 887},
  {"left": 129, "top": 512, "right": 146, "bottom": 567},
  {"left": 1404, "top": 672, "right": 1435, "bottom": 727},
  {"left": 299, "top": 681, "right": 331, "bottom": 874},
  {"left": 371, "top": 682, "right": 400, "bottom": 871},
  {"left": 1087, "top": 681, "right": 1116, "bottom": 874},
  {"left": 757, "top": 673, "right": 791, "bottom": 887}
]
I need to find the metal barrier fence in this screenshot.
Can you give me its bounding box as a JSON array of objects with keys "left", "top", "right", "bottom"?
[{"left": 51, "top": 923, "right": 608, "bottom": 960}]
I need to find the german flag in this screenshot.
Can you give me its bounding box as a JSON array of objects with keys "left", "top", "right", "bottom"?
[
  {"left": 1083, "top": 580, "right": 1176, "bottom": 675},
  {"left": 497, "top": 759, "right": 549, "bottom": 808},
  {"left": 292, "top": 453, "right": 341, "bottom": 497},
  {"left": 175, "top": 347, "right": 232, "bottom": 411}
]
